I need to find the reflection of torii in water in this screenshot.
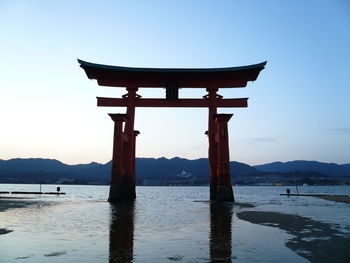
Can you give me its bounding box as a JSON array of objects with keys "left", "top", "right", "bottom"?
[
  {"left": 109, "top": 203, "right": 135, "bottom": 263},
  {"left": 210, "top": 202, "right": 233, "bottom": 262},
  {"left": 78, "top": 59, "right": 266, "bottom": 202},
  {"left": 108, "top": 201, "right": 233, "bottom": 263}
]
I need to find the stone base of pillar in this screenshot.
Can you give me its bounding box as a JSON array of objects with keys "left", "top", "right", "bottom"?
[
  {"left": 108, "top": 184, "right": 136, "bottom": 202},
  {"left": 216, "top": 185, "right": 235, "bottom": 202}
]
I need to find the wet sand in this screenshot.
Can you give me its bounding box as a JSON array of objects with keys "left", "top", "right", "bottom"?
[
  {"left": 237, "top": 211, "right": 350, "bottom": 263},
  {"left": 0, "top": 198, "right": 38, "bottom": 236},
  {"left": 0, "top": 228, "right": 13, "bottom": 235},
  {"left": 281, "top": 194, "right": 350, "bottom": 204},
  {"left": 194, "top": 201, "right": 255, "bottom": 208},
  {"left": 0, "top": 197, "right": 52, "bottom": 214},
  {"left": 314, "top": 195, "right": 350, "bottom": 204},
  {"left": 0, "top": 198, "right": 35, "bottom": 212}
]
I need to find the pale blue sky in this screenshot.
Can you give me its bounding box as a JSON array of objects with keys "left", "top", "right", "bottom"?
[{"left": 1, "top": 0, "right": 349, "bottom": 165}]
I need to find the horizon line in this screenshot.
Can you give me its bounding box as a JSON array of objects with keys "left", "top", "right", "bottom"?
[{"left": 1, "top": 156, "right": 349, "bottom": 167}]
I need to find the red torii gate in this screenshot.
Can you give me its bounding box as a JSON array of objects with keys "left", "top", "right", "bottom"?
[{"left": 78, "top": 59, "right": 266, "bottom": 202}]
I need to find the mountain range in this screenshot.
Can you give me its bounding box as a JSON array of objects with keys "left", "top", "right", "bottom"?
[
  {"left": 255, "top": 161, "right": 350, "bottom": 176},
  {"left": 0, "top": 157, "right": 349, "bottom": 185}
]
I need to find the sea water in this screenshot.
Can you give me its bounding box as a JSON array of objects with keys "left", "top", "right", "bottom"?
[{"left": 0, "top": 184, "right": 349, "bottom": 262}]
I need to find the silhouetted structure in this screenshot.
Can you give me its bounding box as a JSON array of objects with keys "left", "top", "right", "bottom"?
[{"left": 78, "top": 59, "right": 266, "bottom": 202}]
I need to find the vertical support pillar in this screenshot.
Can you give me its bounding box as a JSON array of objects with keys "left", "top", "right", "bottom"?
[
  {"left": 108, "top": 87, "right": 140, "bottom": 202},
  {"left": 108, "top": 114, "right": 129, "bottom": 202},
  {"left": 123, "top": 86, "right": 138, "bottom": 177},
  {"left": 110, "top": 86, "right": 138, "bottom": 201},
  {"left": 215, "top": 114, "right": 235, "bottom": 202},
  {"left": 206, "top": 88, "right": 218, "bottom": 200},
  {"left": 131, "top": 130, "right": 140, "bottom": 186}
]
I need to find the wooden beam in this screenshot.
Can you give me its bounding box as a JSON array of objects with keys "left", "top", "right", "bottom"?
[{"left": 97, "top": 97, "right": 248, "bottom": 108}]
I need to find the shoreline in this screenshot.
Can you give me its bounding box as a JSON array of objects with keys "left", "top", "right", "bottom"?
[
  {"left": 314, "top": 195, "right": 350, "bottom": 204},
  {"left": 237, "top": 211, "right": 350, "bottom": 263},
  {"left": 280, "top": 193, "right": 350, "bottom": 204}
]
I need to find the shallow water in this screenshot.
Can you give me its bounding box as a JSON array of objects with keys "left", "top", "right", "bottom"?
[{"left": 0, "top": 184, "right": 349, "bottom": 262}]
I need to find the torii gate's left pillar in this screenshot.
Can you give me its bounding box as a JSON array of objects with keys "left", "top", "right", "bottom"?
[
  {"left": 108, "top": 114, "right": 129, "bottom": 202},
  {"left": 108, "top": 87, "right": 139, "bottom": 202}
]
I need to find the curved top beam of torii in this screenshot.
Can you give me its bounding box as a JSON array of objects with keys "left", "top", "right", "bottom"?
[{"left": 78, "top": 59, "right": 267, "bottom": 88}]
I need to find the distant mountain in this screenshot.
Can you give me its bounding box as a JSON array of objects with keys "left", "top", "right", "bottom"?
[
  {"left": 254, "top": 160, "right": 350, "bottom": 176},
  {"left": 232, "top": 161, "right": 260, "bottom": 176},
  {"left": 0, "top": 158, "right": 349, "bottom": 185},
  {"left": 343, "top": 163, "right": 350, "bottom": 170},
  {"left": 0, "top": 158, "right": 67, "bottom": 174},
  {"left": 135, "top": 157, "right": 260, "bottom": 179},
  {"left": 0, "top": 158, "right": 110, "bottom": 183},
  {"left": 135, "top": 157, "right": 208, "bottom": 179},
  {"left": 0, "top": 157, "right": 259, "bottom": 184}
]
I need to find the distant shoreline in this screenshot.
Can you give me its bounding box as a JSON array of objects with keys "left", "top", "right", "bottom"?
[{"left": 1, "top": 182, "right": 350, "bottom": 187}]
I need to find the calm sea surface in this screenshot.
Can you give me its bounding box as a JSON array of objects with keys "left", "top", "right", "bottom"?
[{"left": 0, "top": 184, "right": 349, "bottom": 262}]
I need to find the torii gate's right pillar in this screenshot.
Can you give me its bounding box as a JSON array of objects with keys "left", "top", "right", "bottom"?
[
  {"left": 207, "top": 87, "right": 235, "bottom": 202},
  {"left": 215, "top": 114, "right": 234, "bottom": 202}
]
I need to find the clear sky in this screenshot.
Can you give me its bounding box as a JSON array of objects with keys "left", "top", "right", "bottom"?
[{"left": 0, "top": 0, "right": 349, "bottom": 165}]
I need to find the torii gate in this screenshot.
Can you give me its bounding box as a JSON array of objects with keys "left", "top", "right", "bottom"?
[{"left": 78, "top": 59, "right": 266, "bottom": 202}]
